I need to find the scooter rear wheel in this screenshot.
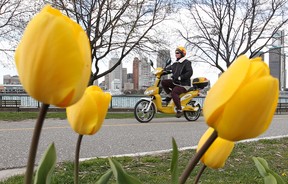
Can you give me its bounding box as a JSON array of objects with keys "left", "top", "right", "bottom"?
[
  {"left": 184, "top": 103, "right": 201, "bottom": 121},
  {"left": 134, "top": 99, "right": 156, "bottom": 123}
]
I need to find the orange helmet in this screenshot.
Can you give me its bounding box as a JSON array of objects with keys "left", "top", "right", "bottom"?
[{"left": 175, "top": 46, "right": 186, "bottom": 57}]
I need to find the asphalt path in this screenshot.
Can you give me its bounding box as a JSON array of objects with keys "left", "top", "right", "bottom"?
[{"left": 0, "top": 115, "right": 287, "bottom": 172}]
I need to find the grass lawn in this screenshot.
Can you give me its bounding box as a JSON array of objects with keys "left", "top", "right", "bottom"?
[
  {"left": 0, "top": 137, "right": 287, "bottom": 184},
  {"left": 0, "top": 111, "right": 175, "bottom": 121}
]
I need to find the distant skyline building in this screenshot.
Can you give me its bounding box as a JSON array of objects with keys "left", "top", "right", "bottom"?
[
  {"left": 123, "top": 73, "right": 134, "bottom": 90},
  {"left": 133, "top": 57, "right": 140, "bottom": 90},
  {"left": 122, "top": 68, "right": 127, "bottom": 89},
  {"left": 3, "top": 75, "right": 20, "bottom": 85},
  {"left": 127, "top": 73, "right": 133, "bottom": 83},
  {"left": 269, "top": 30, "right": 285, "bottom": 90},
  {"left": 104, "top": 74, "right": 109, "bottom": 90},
  {"left": 1, "top": 75, "right": 25, "bottom": 93},
  {"left": 108, "top": 58, "right": 122, "bottom": 91},
  {"left": 124, "top": 82, "right": 134, "bottom": 91},
  {"left": 269, "top": 48, "right": 282, "bottom": 89},
  {"left": 111, "top": 79, "right": 121, "bottom": 90},
  {"left": 139, "top": 56, "right": 152, "bottom": 89}
]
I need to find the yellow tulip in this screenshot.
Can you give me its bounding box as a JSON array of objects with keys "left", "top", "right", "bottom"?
[
  {"left": 197, "top": 128, "right": 234, "bottom": 169},
  {"left": 203, "top": 55, "right": 279, "bottom": 141},
  {"left": 66, "top": 86, "right": 111, "bottom": 135},
  {"left": 15, "top": 5, "right": 91, "bottom": 107}
]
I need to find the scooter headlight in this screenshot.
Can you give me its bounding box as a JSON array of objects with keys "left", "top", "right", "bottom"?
[
  {"left": 153, "top": 68, "right": 162, "bottom": 75},
  {"left": 144, "top": 89, "right": 154, "bottom": 95}
]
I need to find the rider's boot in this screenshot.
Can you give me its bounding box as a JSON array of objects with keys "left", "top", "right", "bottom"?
[{"left": 176, "top": 109, "right": 183, "bottom": 118}]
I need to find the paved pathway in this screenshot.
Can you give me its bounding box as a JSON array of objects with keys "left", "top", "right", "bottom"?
[{"left": 0, "top": 115, "right": 287, "bottom": 181}]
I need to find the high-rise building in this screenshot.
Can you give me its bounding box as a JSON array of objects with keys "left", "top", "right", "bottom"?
[
  {"left": 111, "top": 79, "right": 121, "bottom": 90},
  {"left": 108, "top": 58, "right": 122, "bottom": 91},
  {"left": 104, "top": 74, "right": 109, "bottom": 90},
  {"left": 133, "top": 57, "right": 140, "bottom": 90},
  {"left": 139, "top": 56, "right": 152, "bottom": 89},
  {"left": 122, "top": 68, "right": 127, "bottom": 89},
  {"left": 269, "top": 30, "right": 285, "bottom": 90},
  {"left": 127, "top": 73, "right": 133, "bottom": 83},
  {"left": 124, "top": 73, "right": 134, "bottom": 90}
]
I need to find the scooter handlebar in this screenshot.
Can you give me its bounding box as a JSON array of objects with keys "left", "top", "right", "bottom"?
[{"left": 162, "top": 70, "right": 172, "bottom": 75}]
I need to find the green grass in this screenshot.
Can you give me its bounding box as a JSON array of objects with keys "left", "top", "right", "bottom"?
[
  {"left": 1, "top": 138, "right": 287, "bottom": 184},
  {"left": 0, "top": 111, "right": 175, "bottom": 121}
]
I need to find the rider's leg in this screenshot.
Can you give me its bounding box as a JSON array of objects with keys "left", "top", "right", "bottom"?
[
  {"left": 161, "top": 79, "right": 174, "bottom": 101},
  {"left": 171, "top": 86, "right": 187, "bottom": 117}
]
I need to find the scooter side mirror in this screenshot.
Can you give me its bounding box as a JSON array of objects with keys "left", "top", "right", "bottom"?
[
  {"left": 149, "top": 60, "right": 154, "bottom": 68},
  {"left": 165, "top": 58, "right": 171, "bottom": 67}
]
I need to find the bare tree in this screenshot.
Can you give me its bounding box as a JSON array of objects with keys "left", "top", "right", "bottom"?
[
  {"left": 179, "top": 0, "right": 288, "bottom": 73},
  {"left": 0, "top": 0, "right": 42, "bottom": 68},
  {"left": 46, "top": 0, "right": 175, "bottom": 85}
]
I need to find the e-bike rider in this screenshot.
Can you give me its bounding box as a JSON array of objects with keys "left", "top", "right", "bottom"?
[{"left": 161, "top": 46, "right": 193, "bottom": 118}]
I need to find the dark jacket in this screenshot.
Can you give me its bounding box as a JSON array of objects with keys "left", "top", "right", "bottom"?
[{"left": 166, "top": 59, "right": 193, "bottom": 86}]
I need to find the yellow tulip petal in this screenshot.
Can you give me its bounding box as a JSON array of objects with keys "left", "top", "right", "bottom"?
[
  {"left": 93, "top": 93, "right": 111, "bottom": 126},
  {"left": 67, "top": 86, "right": 111, "bottom": 135},
  {"left": 197, "top": 128, "right": 234, "bottom": 169},
  {"left": 15, "top": 5, "right": 91, "bottom": 107},
  {"left": 201, "top": 139, "right": 234, "bottom": 169},
  {"left": 245, "top": 59, "right": 270, "bottom": 83},
  {"left": 215, "top": 76, "right": 279, "bottom": 141},
  {"left": 197, "top": 128, "right": 215, "bottom": 150},
  {"left": 67, "top": 89, "right": 96, "bottom": 135},
  {"left": 204, "top": 55, "right": 250, "bottom": 125}
]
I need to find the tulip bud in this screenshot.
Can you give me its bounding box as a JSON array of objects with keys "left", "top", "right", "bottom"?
[
  {"left": 203, "top": 55, "right": 279, "bottom": 141},
  {"left": 66, "top": 86, "right": 111, "bottom": 135},
  {"left": 15, "top": 5, "right": 91, "bottom": 107},
  {"left": 197, "top": 128, "right": 234, "bottom": 169}
]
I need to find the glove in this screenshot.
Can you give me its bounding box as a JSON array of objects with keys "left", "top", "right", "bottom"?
[
  {"left": 163, "top": 70, "right": 172, "bottom": 75},
  {"left": 172, "top": 76, "right": 180, "bottom": 84},
  {"left": 172, "top": 76, "right": 181, "bottom": 80}
]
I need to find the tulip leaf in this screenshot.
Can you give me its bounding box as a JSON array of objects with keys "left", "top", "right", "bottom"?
[
  {"left": 171, "top": 137, "right": 179, "bottom": 184},
  {"left": 34, "top": 143, "right": 56, "bottom": 184},
  {"left": 263, "top": 173, "right": 277, "bottom": 184},
  {"left": 108, "top": 157, "right": 142, "bottom": 184},
  {"left": 95, "top": 170, "right": 113, "bottom": 184},
  {"left": 253, "top": 157, "right": 268, "bottom": 177},
  {"left": 253, "top": 157, "right": 286, "bottom": 184},
  {"left": 269, "top": 170, "right": 286, "bottom": 184}
]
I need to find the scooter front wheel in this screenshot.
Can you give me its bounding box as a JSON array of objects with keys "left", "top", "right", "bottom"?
[
  {"left": 134, "top": 99, "right": 156, "bottom": 123},
  {"left": 184, "top": 103, "right": 201, "bottom": 121}
]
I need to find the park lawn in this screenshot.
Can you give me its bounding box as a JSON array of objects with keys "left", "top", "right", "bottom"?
[
  {"left": 0, "top": 111, "right": 176, "bottom": 121},
  {"left": 0, "top": 137, "right": 287, "bottom": 184}
]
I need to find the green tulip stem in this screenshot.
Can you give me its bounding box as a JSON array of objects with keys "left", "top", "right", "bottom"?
[
  {"left": 74, "top": 134, "right": 83, "bottom": 184},
  {"left": 25, "top": 103, "right": 49, "bottom": 184},
  {"left": 179, "top": 130, "right": 218, "bottom": 184},
  {"left": 194, "top": 165, "right": 207, "bottom": 184}
]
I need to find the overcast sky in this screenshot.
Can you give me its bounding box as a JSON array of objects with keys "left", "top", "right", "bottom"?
[{"left": 0, "top": 5, "right": 222, "bottom": 86}]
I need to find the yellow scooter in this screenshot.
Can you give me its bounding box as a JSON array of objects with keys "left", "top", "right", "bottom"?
[{"left": 134, "top": 60, "right": 209, "bottom": 123}]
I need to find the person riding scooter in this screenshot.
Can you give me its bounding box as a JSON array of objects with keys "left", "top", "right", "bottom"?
[{"left": 161, "top": 46, "right": 193, "bottom": 118}]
